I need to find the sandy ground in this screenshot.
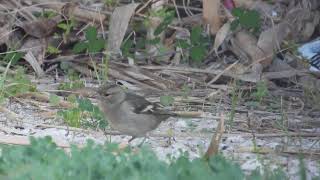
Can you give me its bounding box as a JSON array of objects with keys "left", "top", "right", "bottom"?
[
  {"left": 0, "top": 76, "right": 318, "bottom": 179},
  {"left": 0, "top": 100, "right": 319, "bottom": 180}
]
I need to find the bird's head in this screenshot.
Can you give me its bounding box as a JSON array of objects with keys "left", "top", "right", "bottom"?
[{"left": 97, "top": 83, "right": 127, "bottom": 105}]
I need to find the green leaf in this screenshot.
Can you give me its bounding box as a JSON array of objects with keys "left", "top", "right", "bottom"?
[
  {"left": 176, "top": 39, "right": 190, "bottom": 49},
  {"left": 77, "top": 98, "right": 94, "bottom": 112},
  {"left": 58, "top": 108, "right": 81, "bottom": 127},
  {"left": 121, "top": 39, "right": 134, "bottom": 57},
  {"left": 88, "top": 38, "right": 105, "bottom": 53},
  {"left": 136, "top": 39, "right": 146, "bottom": 49},
  {"left": 160, "top": 95, "right": 174, "bottom": 106},
  {"left": 0, "top": 137, "right": 289, "bottom": 179},
  {"left": 231, "top": 8, "right": 242, "bottom": 17},
  {"left": 85, "top": 26, "right": 98, "bottom": 42},
  {"left": 190, "top": 46, "right": 206, "bottom": 62},
  {"left": 57, "top": 23, "right": 68, "bottom": 30},
  {"left": 230, "top": 20, "right": 240, "bottom": 31},
  {"left": 147, "top": 37, "right": 161, "bottom": 45},
  {"left": 232, "top": 8, "right": 261, "bottom": 30},
  {"left": 190, "top": 26, "right": 202, "bottom": 45},
  {"left": 153, "top": 12, "right": 175, "bottom": 36},
  {"left": 47, "top": 45, "right": 61, "bottom": 54},
  {"left": 3, "top": 51, "right": 24, "bottom": 64},
  {"left": 73, "top": 42, "right": 88, "bottom": 53}
]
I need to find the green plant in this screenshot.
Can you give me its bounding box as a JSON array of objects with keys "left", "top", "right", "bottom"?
[
  {"left": 58, "top": 18, "right": 76, "bottom": 42},
  {"left": 104, "top": 0, "right": 118, "bottom": 7},
  {"left": 46, "top": 44, "right": 61, "bottom": 55},
  {"left": 0, "top": 66, "right": 36, "bottom": 103},
  {"left": 58, "top": 107, "right": 82, "bottom": 127},
  {"left": 73, "top": 26, "right": 105, "bottom": 54},
  {"left": 176, "top": 26, "right": 209, "bottom": 63},
  {"left": 35, "top": 10, "right": 57, "bottom": 18},
  {"left": 58, "top": 97, "right": 107, "bottom": 129},
  {"left": 120, "top": 9, "right": 175, "bottom": 59},
  {"left": 231, "top": 8, "right": 261, "bottom": 33},
  {"left": 58, "top": 66, "right": 85, "bottom": 90},
  {"left": 251, "top": 81, "right": 268, "bottom": 103},
  {"left": 1, "top": 50, "right": 24, "bottom": 65},
  {"left": 0, "top": 137, "right": 289, "bottom": 180}
]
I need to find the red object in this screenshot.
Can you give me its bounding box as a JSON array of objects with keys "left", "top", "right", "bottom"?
[{"left": 223, "top": 0, "right": 235, "bottom": 10}]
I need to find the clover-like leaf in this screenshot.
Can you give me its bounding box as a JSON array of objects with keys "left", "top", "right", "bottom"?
[
  {"left": 85, "top": 26, "right": 98, "bottom": 42},
  {"left": 73, "top": 42, "right": 88, "bottom": 53}
]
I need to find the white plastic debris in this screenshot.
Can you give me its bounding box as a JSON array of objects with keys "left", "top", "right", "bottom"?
[{"left": 298, "top": 39, "right": 320, "bottom": 72}]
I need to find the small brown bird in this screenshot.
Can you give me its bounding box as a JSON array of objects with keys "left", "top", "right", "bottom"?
[{"left": 96, "top": 84, "right": 175, "bottom": 142}]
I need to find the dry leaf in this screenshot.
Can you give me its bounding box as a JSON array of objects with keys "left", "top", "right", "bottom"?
[
  {"left": 213, "top": 21, "right": 231, "bottom": 53},
  {"left": 107, "top": 3, "right": 140, "bottom": 54},
  {"left": 19, "top": 16, "right": 61, "bottom": 38},
  {"left": 24, "top": 51, "right": 45, "bottom": 77}
]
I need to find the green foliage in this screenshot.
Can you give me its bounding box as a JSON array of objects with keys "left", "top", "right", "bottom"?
[
  {"left": 58, "top": 97, "right": 107, "bottom": 129},
  {"left": 58, "top": 18, "right": 76, "bottom": 40},
  {"left": 121, "top": 38, "right": 135, "bottom": 58},
  {"left": 35, "top": 10, "right": 57, "bottom": 18},
  {"left": 121, "top": 9, "right": 175, "bottom": 59},
  {"left": 104, "top": 0, "right": 118, "bottom": 7},
  {"left": 298, "top": 155, "right": 307, "bottom": 180},
  {"left": 73, "top": 26, "right": 105, "bottom": 54},
  {"left": 153, "top": 11, "right": 175, "bottom": 36},
  {"left": 58, "top": 107, "right": 82, "bottom": 127},
  {"left": 0, "top": 137, "right": 289, "bottom": 180},
  {"left": 251, "top": 81, "right": 268, "bottom": 103},
  {"left": 176, "top": 26, "right": 209, "bottom": 63},
  {"left": 231, "top": 8, "right": 261, "bottom": 32},
  {"left": 46, "top": 44, "right": 61, "bottom": 55},
  {"left": 0, "top": 67, "right": 36, "bottom": 103},
  {"left": 2, "top": 50, "right": 24, "bottom": 65},
  {"left": 58, "top": 67, "right": 85, "bottom": 90},
  {"left": 160, "top": 95, "right": 174, "bottom": 106}
]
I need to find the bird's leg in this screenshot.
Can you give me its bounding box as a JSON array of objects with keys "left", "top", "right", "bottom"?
[
  {"left": 137, "top": 137, "right": 147, "bottom": 147},
  {"left": 128, "top": 136, "right": 136, "bottom": 143}
]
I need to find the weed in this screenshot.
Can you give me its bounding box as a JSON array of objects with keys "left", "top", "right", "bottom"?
[
  {"left": 228, "top": 81, "right": 242, "bottom": 128},
  {"left": 0, "top": 66, "right": 36, "bottom": 103},
  {"left": 251, "top": 81, "right": 268, "bottom": 103},
  {"left": 46, "top": 44, "right": 61, "bottom": 55},
  {"left": 58, "top": 67, "right": 85, "bottom": 90},
  {"left": 104, "top": 0, "right": 118, "bottom": 7},
  {"left": 0, "top": 137, "right": 289, "bottom": 180},
  {"left": 58, "top": 97, "right": 107, "bottom": 129},
  {"left": 176, "top": 26, "right": 210, "bottom": 64},
  {"left": 73, "top": 26, "right": 105, "bottom": 54},
  {"left": 231, "top": 8, "right": 261, "bottom": 33},
  {"left": 58, "top": 18, "right": 76, "bottom": 42}
]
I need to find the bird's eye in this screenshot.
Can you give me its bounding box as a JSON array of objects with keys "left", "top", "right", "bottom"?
[{"left": 104, "top": 93, "right": 111, "bottom": 97}]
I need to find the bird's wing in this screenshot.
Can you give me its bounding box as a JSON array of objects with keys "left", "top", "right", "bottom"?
[
  {"left": 124, "top": 93, "right": 174, "bottom": 116},
  {"left": 124, "top": 93, "right": 157, "bottom": 114}
]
